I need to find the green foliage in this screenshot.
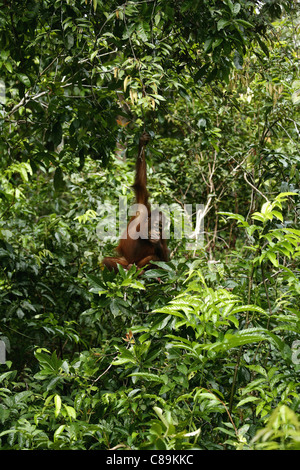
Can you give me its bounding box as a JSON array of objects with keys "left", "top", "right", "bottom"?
[
  {"left": 252, "top": 405, "right": 300, "bottom": 450},
  {"left": 1, "top": 190, "right": 300, "bottom": 449}
]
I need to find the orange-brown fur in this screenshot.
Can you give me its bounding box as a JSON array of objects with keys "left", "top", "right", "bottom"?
[{"left": 102, "top": 132, "right": 168, "bottom": 272}]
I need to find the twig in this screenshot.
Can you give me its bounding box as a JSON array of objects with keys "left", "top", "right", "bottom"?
[
  {"left": 201, "top": 387, "right": 238, "bottom": 438},
  {"left": 243, "top": 172, "right": 268, "bottom": 201},
  {"left": 92, "top": 358, "right": 116, "bottom": 384},
  {"left": 92, "top": 341, "right": 131, "bottom": 384},
  {"left": 7, "top": 90, "right": 49, "bottom": 118}
]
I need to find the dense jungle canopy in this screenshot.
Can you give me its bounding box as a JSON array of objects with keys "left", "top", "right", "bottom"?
[{"left": 0, "top": 0, "right": 300, "bottom": 451}]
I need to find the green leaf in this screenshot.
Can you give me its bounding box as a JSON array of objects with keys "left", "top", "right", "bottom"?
[
  {"left": 217, "top": 19, "right": 230, "bottom": 31},
  {"left": 0, "top": 371, "right": 17, "bottom": 383},
  {"left": 54, "top": 425, "right": 65, "bottom": 441},
  {"left": 17, "top": 73, "right": 31, "bottom": 87},
  {"left": 4, "top": 61, "right": 13, "bottom": 73},
  {"left": 235, "top": 19, "right": 254, "bottom": 29},
  {"left": 230, "top": 305, "right": 268, "bottom": 316},
  {"left": 201, "top": 328, "right": 283, "bottom": 353},
  {"left": 52, "top": 122, "right": 63, "bottom": 147},
  {"left": 275, "top": 192, "right": 297, "bottom": 200},
  {"left": 112, "top": 348, "right": 136, "bottom": 365},
  {"left": 233, "top": 51, "right": 243, "bottom": 70},
  {"left": 121, "top": 279, "right": 145, "bottom": 290},
  {"left": 218, "top": 212, "right": 248, "bottom": 227},
  {"left": 257, "top": 37, "right": 269, "bottom": 57},
  {"left": 246, "top": 364, "right": 268, "bottom": 377},
  {"left": 266, "top": 251, "right": 279, "bottom": 267},
  {"left": 154, "top": 305, "right": 186, "bottom": 318},
  {"left": 272, "top": 210, "right": 283, "bottom": 222},
  {"left": 64, "top": 404, "right": 76, "bottom": 420},
  {"left": 237, "top": 396, "right": 260, "bottom": 407},
  {"left": 204, "top": 38, "right": 213, "bottom": 53},
  {"left": 233, "top": 3, "right": 241, "bottom": 15},
  {"left": 86, "top": 274, "right": 104, "bottom": 289}
]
